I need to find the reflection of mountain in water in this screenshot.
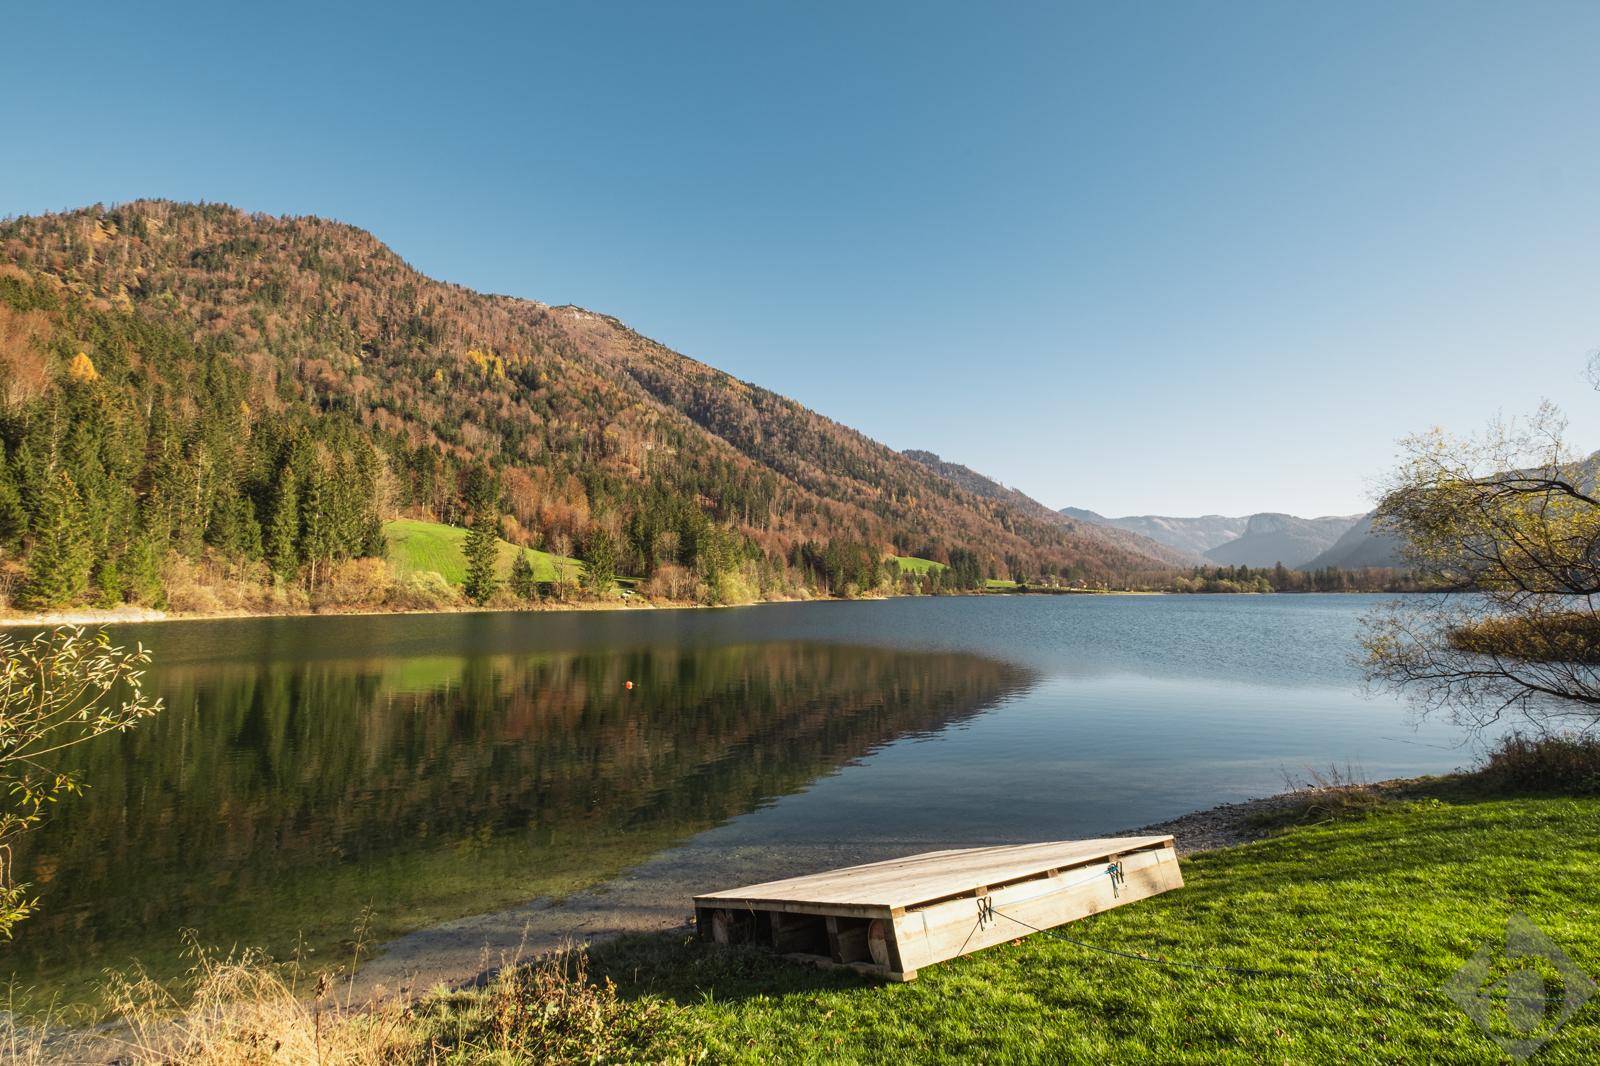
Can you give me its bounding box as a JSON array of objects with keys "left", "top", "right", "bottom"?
[{"left": 3, "top": 640, "right": 1033, "bottom": 1003}]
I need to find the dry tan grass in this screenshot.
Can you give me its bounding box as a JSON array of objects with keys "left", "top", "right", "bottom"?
[
  {"left": 1243, "top": 762, "right": 1388, "bottom": 831},
  {"left": 96, "top": 943, "right": 417, "bottom": 1065},
  {"left": 0, "top": 920, "right": 419, "bottom": 1066},
  {"left": 402, "top": 946, "right": 694, "bottom": 1065},
  {"left": 1, "top": 931, "right": 687, "bottom": 1065}
]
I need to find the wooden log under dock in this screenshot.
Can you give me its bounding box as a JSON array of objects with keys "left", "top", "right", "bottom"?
[{"left": 693, "top": 836, "right": 1182, "bottom": 981}]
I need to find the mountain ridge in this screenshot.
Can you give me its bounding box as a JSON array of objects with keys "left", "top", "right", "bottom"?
[
  {"left": 1300, "top": 513, "right": 1403, "bottom": 570},
  {"left": 1062, "top": 506, "right": 1365, "bottom": 568},
  {"left": 0, "top": 200, "right": 1180, "bottom": 610},
  {"left": 1060, "top": 509, "right": 1248, "bottom": 556},
  {"left": 903, "top": 452, "right": 1202, "bottom": 567},
  {"left": 1202, "top": 511, "right": 1363, "bottom": 568}
]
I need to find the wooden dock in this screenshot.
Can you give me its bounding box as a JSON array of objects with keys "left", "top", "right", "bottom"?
[{"left": 693, "top": 836, "right": 1182, "bottom": 981}]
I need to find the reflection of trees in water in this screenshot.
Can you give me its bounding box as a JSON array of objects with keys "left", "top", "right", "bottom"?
[{"left": 4, "top": 641, "right": 1033, "bottom": 982}]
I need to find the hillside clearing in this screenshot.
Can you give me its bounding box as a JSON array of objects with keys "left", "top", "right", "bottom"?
[
  {"left": 890, "top": 556, "right": 946, "bottom": 574},
  {"left": 383, "top": 518, "right": 577, "bottom": 585}
]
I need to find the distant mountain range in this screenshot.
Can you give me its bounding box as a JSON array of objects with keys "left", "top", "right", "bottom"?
[
  {"left": 1058, "top": 510, "right": 1245, "bottom": 556},
  {"left": 1299, "top": 513, "right": 1405, "bottom": 570},
  {"left": 1204, "top": 512, "right": 1365, "bottom": 567},
  {"left": 1061, "top": 507, "right": 1400, "bottom": 569}
]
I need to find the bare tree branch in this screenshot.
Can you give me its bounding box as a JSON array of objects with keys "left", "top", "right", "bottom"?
[{"left": 1364, "top": 399, "right": 1600, "bottom": 732}]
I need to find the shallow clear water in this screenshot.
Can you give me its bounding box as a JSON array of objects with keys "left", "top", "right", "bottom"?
[{"left": 2, "top": 594, "right": 1475, "bottom": 994}]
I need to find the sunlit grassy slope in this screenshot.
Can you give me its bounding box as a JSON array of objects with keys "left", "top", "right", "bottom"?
[
  {"left": 383, "top": 518, "right": 575, "bottom": 585},
  {"left": 891, "top": 556, "right": 947, "bottom": 574}
]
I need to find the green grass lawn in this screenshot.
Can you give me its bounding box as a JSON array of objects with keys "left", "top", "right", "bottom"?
[
  {"left": 984, "top": 577, "right": 1020, "bottom": 589},
  {"left": 383, "top": 518, "right": 577, "bottom": 585},
  {"left": 891, "top": 556, "right": 946, "bottom": 574},
  {"left": 417, "top": 779, "right": 1600, "bottom": 1063}
]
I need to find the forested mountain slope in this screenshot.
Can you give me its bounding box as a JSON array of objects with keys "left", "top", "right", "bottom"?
[
  {"left": 0, "top": 201, "right": 1175, "bottom": 609},
  {"left": 904, "top": 451, "right": 1201, "bottom": 567}
]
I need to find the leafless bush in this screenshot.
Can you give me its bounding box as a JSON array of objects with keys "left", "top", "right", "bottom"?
[
  {"left": 642, "top": 563, "right": 694, "bottom": 602},
  {"left": 1474, "top": 731, "right": 1600, "bottom": 794},
  {"left": 315, "top": 558, "right": 390, "bottom": 610}
]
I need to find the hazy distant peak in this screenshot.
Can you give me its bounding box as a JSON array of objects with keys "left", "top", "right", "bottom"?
[
  {"left": 1055, "top": 506, "right": 1371, "bottom": 565},
  {"left": 1205, "top": 512, "right": 1362, "bottom": 568},
  {"left": 1058, "top": 509, "right": 1248, "bottom": 555}
]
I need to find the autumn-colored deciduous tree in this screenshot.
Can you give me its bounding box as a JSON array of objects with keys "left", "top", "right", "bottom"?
[
  {"left": 0, "top": 304, "right": 54, "bottom": 409},
  {"left": 1364, "top": 388, "right": 1600, "bottom": 732},
  {"left": 66, "top": 350, "right": 99, "bottom": 382}
]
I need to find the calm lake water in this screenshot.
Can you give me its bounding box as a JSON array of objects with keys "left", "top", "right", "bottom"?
[{"left": 4, "top": 594, "right": 1476, "bottom": 1000}]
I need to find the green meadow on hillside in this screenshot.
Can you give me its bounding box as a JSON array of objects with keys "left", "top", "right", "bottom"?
[
  {"left": 383, "top": 518, "right": 577, "bottom": 586},
  {"left": 891, "top": 556, "right": 947, "bottom": 574}
]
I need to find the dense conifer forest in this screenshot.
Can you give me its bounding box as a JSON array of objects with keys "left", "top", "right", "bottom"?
[{"left": 0, "top": 201, "right": 1187, "bottom": 613}]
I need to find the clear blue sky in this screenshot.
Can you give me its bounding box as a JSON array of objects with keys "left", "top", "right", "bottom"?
[{"left": 5, "top": 1, "right": 1598, "bottom": 516}]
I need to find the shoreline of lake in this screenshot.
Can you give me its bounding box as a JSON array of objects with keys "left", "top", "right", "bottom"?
[
  {"left": 32, "top": 771, "right": 1461, "bottom": 1062},
  {"left": 0, "top": 588, "right": 1175, "bottom": 630},
  {"left": 5, "top": 593, "right": 1459, "bottom": 1025},
  {"left": 346, "top": 773, "right": 1439, "bottom": 1003},
  {"left": 0, "top": 596, "right": 789, "bottom": 630}
]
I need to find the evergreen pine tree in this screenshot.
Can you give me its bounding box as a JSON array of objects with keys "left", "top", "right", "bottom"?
[
  {"left": 266, "top": 464, "right": 300, "bottom": 579},
  {"left": 123, "top": 532, "right": 166, "bottom": 606},
  {"left": 354, "top": 445, "right": 387, "bottom": 557},
  {"left": 234, "top": 493, "right": 264, "bottom": 560},
  {"left": 19, "top": 472, "right": 91, "bottom": 608},
  {"left": 207, "top": 491, "right": 263, "bottom": 561},
  {"left": 361, "top": 514, "right": 387, "bottom": 559},
  {"left": 462, "top": 504, "right": 500, "bottom": 605},
  {"left": 0, "top": 443, "right": 24, "bottom": 550},
  {"left": 509, "top": 548, "right": 537, "bottom": 601},
  {"left": 299, "top": 463, "right": 330, "bottom": 592},
  {"left": 91, "top": 554, "right": 126, "bottom": 608},
  {"left": 581, "top": 528, "right": 618, "bottom": 595}
]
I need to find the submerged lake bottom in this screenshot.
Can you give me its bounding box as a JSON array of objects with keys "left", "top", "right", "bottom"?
[{"left": 2, "top": 594, "right": 1476, "bottom": 1005}]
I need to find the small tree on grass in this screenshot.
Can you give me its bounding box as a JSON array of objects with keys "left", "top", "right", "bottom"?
[
  {"left": 1, "top": 627, "right": 163, "bottom": 939},
  {"left": 509, "top": 548, "right": 538, "bottom": 602},
  {"left": 462, "top": 504, "right": 501, "bottom": 606}
]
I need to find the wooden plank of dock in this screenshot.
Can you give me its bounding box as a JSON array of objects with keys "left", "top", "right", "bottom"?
[{"left": 694, "top": 835, "right": 1183, "bottom": 981}]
